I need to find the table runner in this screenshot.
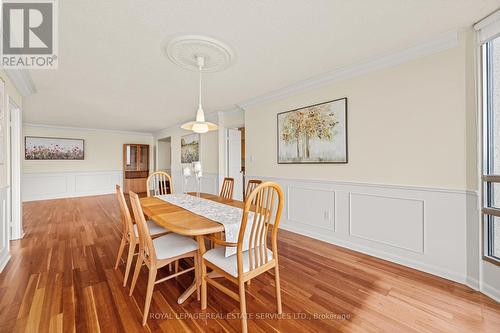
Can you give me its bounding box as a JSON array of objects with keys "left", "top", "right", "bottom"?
[{"left": 156, "top": 193, "right": 256, "bottom": 257}]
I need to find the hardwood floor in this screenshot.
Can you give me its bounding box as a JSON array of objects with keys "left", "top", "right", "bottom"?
[{"left": 1, "top": 194, "right": 499, "bottom": 332}]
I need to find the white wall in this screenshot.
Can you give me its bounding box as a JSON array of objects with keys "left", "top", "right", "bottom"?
[
  {"left": 0, "top": 70, "right": 23, "bottom": 273},
  {"left": 244, "top": 32, "right": 483, "bottom": 291},
  {"left": 157, "top": 139, "right": 171, "bottom": 172},
  {"left": 22, "top": 124, "right": 153, "bottom": 201}
]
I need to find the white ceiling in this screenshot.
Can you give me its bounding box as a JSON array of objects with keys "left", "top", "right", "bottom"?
[{"left": 24, "top": 0, "right": 499, "bottom": 133}]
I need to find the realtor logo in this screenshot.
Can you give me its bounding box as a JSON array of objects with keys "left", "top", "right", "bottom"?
[{"left": 1, "top": 0, "right": 58, "bottom": 68}]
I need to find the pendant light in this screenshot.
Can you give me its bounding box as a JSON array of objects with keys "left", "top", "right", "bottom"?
[{"left": 181, "top": 56, "right": 218, "bottom": 133}]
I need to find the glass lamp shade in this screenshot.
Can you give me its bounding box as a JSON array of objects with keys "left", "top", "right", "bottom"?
[{"left": 181, "top": 121, "right": 218, "bottom": 133}]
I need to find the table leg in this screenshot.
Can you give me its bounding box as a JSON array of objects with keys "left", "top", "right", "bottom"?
[{"left": 177, "top": 235, "right": 206, "bottom": 304}]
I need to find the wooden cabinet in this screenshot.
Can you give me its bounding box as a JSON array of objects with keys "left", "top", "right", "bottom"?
[{"left": 123, "top": 144, "right": 149, "bottom": 194}]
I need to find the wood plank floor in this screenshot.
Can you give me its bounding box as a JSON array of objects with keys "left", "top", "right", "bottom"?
[{"left": 1, "top": 194, "right": 499, "bottom": 332}]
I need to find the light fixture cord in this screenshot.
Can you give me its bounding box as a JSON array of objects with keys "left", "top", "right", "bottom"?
[{"left": 198, "top": 62, "right": 202, "bottom": 108}]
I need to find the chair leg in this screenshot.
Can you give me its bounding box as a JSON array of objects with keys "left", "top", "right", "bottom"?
[
  {"left": 238, "top": 279, "right": 248, "bottom": 333},
  {"left": 114, "top": 234, "right": 127, "bottom": 269},
  {"left": 201, "top": 258, "right": 207, "bottom": 310},
  {"left": 246, "top": 279, "right": 251, "bottom": 286},
  {"left": 174, "top": 260, "right": 179, "bottom": 274},
  {"left": 123, "top": 240, "right": 136, "bottom": 287},
  {"left": 129, "top": 254, "right": 143, "bottom": 296},
  {"left": 142, "top": 267, "right": 157, "bottom": 326},
  {"left": 274, "top": 264, "right": 282, "bottom": 314}
]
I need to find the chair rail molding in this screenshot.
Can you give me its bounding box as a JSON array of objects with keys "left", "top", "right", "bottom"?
[{"left": 246, "top": 174, "right": 478, "bottom": 289}]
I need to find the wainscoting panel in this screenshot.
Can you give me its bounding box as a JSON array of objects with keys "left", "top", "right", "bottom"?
[
  {"left": 287, "top": 185, "right": 335, "bottom": 231},
  {"left": 246, "top": 175, "right": 472, "bottom": 285},
  {"left": 349, "top": 193, "right": 424, "bottom": 253},
  {"left": 22, "top": 171, "right": 122, "bottom": 201}
]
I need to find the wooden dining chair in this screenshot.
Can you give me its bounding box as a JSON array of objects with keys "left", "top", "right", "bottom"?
[
  {"left": 147, "top": 171, "right": 173, "bottom": 197},
  {"left": 245, "top": 179, "right": 262, "bottom": 203},
  {"left": 201, "top": 182, "right": 284, "bottom": 333},
  {"left": 219, "top": 177, "right": 234, "bottom": 199},
  {"left": 128, "top": 191, "right": 199, "bottom": 326},
  {"left": 114, "top": 185, "right": 169, "bottom": 287}
]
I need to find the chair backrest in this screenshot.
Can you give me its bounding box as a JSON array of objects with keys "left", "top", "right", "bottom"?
[
  {"left": 245, "top": 179, "right": 262, "bottom": 204},
  {"left": 147, "top": 171, "right": 173, "bottom": 197},
  {"left": 220, "top": 177, "right": 234, "bottom": 199},
  {"left": 237, "top": 182, "right": 283, "bottom": 275},
  {"left": 129, "top": 191, "right": 156, "bottom": 263},
  {"left": 115, "top": 185, "right": 135, "bottom": 240}
]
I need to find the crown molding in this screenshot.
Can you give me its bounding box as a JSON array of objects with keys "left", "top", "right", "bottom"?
[
  {"left": 238, "top": 31, "right": 459, "bottom": 110},
  {"left": 23, "top": 123, "right": 153, "bottom": 137},
  {"left": 4, "top": 69, "right": 36, "bottom": 97},
  {"left": 474, "top": 8, "right": 500, "bottom": 30}
]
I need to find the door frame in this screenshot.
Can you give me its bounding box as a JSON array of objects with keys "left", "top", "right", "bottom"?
[
  {"left": 9, "top": 97, "right": 22, "bottom": 240},
  {"left": 225, "top": 127, "right": 244, "bottom": 199}
]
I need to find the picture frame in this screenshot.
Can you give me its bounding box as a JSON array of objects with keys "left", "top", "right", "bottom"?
[
  {"left": 277, "top": 97, "right": 348, "bottom": 164},
  {"left": 25, "top": 136, "right": 85, "bottom": 160},
  {"left": 181, "top": 133, "right": 200, "bottom": 164}
]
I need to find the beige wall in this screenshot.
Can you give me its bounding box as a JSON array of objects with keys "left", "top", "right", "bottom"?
[
  {"left": 22, "top": 125, "right": 153, "bottom": 173},
  {"left": 245, "top": 33, "right": 475, "bottom": 191}
]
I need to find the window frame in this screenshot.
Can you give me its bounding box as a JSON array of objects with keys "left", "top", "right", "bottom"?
[{"left": 481, "top": 39, "right": 500, "bottom": 265}]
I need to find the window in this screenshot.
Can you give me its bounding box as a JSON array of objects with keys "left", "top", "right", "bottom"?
[{"left": 482, "top": 35, "right": 500, "bottom": 262}]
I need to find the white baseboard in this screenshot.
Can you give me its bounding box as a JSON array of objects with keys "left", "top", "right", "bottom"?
[
  {"left": 481, "top": 282, "right": 500, "bottom": 303},
  {"left": 22, "top": 170, "right": 122, "bottom": 202},
  {"left": 280, "top": 223, "right": 467, "bottom": 284},
  {"left": 0, "top": 248, "right": 10, "bottom": 273}
]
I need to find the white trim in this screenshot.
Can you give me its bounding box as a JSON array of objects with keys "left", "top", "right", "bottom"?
[
  {"left": 4, "top": 69, "right": 36, "bottom": 97},
  {"left": 474, "top": 9, "right": 500, "bottom": 31},
  {"left": 23, "top": 123, "right": 153, "bottom": 137},
  {"left": 238, "top": 32, "right": 459, "bottom": 110},
  {"left": 481, "top": 282, "right": 500, "bottom": 303},
  {"left": 0, "top": 249, "right": 10, "bottom": 273},
  {"left": 246, "top": 174, "right": 476, "bottom": 196},
  {"left": 9, "top": 98, "right": 23, "bottom": 240}
]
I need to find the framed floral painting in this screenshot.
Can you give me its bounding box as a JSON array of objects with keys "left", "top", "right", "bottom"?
[
  {"left": 277, "top": 98, "right": 347, "bottom": 164},
  {"left": 25, "top": 136, "right": 85, "bottom": 160}
]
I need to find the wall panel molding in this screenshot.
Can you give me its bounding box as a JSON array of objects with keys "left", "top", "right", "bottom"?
[
  {"left": 22, "top": 171, "right": 122, "bottom": 201},
  {"left": 247, "top": 174, "right": 471, "bottom": 285}
]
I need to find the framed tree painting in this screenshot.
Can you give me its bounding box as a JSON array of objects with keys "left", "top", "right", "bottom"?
[
  {"left": 181, "top": 133, "right": 200, "bottom": 163},
  {"left": 277, "top": 97, "right": 347, "bottom": 164}
]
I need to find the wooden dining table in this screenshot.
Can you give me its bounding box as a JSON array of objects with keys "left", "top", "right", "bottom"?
[{"left": 139, "top": 192, "right": 243, "bottom": 304}]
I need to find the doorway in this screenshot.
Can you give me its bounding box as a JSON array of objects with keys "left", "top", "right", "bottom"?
[
  {"left": 157, "top": 137, "right": 172, "bottom": 174},
  {"left": 9, "top": 98, "right": 22, "bottom": 240},
  {"left": 227, "top": 127, "right": 245, "bottom": 200}
]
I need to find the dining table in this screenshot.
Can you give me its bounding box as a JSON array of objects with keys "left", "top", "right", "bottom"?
[{"left": 139, "top": 192, "right": 244, "bottom": 304}]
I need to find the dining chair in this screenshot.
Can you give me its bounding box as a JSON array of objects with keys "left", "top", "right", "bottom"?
[
  {"left": 201, "top": 182, "right": 284, "bottom": 333},
  {"left": 245, "top": 179, "right": 262, "bottom": 203},
  {"left": 220, "top": 177, "right": 234, "bottom": 199},
  {"left": 128, "top": 191, "right": 199, "bottom": 326},
  {"left": 147, "top": 171, "right": 173, "bottom": 197},
  {"left": 114, "top": 185, "right": 169, "bottom": 287}
]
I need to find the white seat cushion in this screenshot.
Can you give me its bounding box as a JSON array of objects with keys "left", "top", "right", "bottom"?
[
  {"left": 134, "top": 220, "right": 168, "bottom": 237},
  {"left": 153, "top": 233, "right": 198, "bottom": 260},
  {"left": 203, "top": 247, "right": 273, "bottom": 277}
]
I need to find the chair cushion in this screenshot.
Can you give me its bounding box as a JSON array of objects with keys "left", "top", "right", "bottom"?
[
  {"left": 133, "top": 220, "right": 168, "bottom": 237},
  {"left": 203, "top": 247, "right": 273, "bottom": 277},
  {"left": 153, "top": 233, "right": 198, "bottom": 260}
]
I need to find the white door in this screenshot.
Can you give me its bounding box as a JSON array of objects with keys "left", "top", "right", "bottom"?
[
  {"left": 9, "top": 100, "right": 22, "bottom": 240},
  {"left": 227, "top": 129, "right": 243, "bottom": 200}
]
